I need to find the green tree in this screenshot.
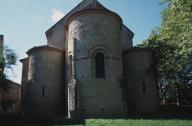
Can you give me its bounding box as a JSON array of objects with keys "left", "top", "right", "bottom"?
[
  {"left": 0, "top": 45, "right": 17, "bottom": 80},
  {"left": 0, "top": 44, "right": 17, "bottom": 112},
  {"left": 139, "top": 0, "right": 192, "bottom": 105}
]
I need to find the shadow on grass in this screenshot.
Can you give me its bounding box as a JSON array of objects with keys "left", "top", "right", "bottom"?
[
  {"left": 0, "top": 105, "right": 192, "bottom": 126},
  {"left": 124, "top": 104, "right": 192, "bottom": 120},
  {"left": 0, "top": 114, "right": 85, "bottom": 126}
]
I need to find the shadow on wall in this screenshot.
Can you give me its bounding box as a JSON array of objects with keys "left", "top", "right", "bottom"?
[{"left": 0, "top": 80, "right": 21, "bottom": 114}]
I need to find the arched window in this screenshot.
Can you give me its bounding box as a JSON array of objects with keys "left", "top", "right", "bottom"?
[{"left": 95, "top": 53, "right": 105, "bottom": 78}]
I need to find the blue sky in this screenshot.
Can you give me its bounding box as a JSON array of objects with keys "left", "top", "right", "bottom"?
[{"left": 0, "top": 0, "right": 166, "bottom": 83}]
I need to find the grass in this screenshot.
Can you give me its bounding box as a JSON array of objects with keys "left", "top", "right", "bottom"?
[
  {"left": 1, "top": 105, "right": 192, "bottom": 126},
  {"left": 54, "top": 119, "right": 192, "bottom": 126},
  {"left": 1, "top": 116, "right": 192, "bottom": 126}
]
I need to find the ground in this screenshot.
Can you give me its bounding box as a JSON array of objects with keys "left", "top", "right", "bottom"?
[
  {"left": 0, "top": 105, "right": 192, "bottom": 126},
  {"left": 64, "top": 119, "right": 192, "bottom": 126},
  {"left": 1, "top": 118, "right": 192, "bottom": 126}
]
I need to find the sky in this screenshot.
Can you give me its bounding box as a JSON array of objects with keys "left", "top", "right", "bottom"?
[{"left": 0, "top": 0, "right": 166, "bottom": 83}]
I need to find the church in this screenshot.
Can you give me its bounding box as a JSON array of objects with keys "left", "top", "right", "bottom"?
[{"left": 20, "top": 0, "right": 160, "bottom": 119}]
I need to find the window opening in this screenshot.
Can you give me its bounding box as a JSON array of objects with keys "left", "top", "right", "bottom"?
[
  {"left": 142, "top": 81, "right": 146, "bottom": 93},
  {"left": 95, "top": 53, "right": 105, "bottom": 78}
]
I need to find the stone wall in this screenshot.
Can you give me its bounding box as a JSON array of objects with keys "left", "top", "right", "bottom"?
[
  {"left": 26, "top": 46, "right": 65, "bottom": 119},
  {"left": 67, "top": 10, "right": 125, "bottom": 118},
  {"left": 0, "top": 35, "right": 4, "bottom": 75},
  {"left": 46, "top": 0, "right": 95, "bottom": 49},
  {"left": 1, "top": 80, "right": 21, "bottom": 113},
  {"left": 123, "top": 48, "right": 160, "bottom": 114},
  {"left": 0, "top": 35, "right": 3, "bottom": 46},
  {"left": 20, "top": 57, "right": 29, "bottom": 114},
  {"left": 45, "top": 0, "right": 133, "bottom": 52},
  {"left": 120, "top": 25, "right": 133, "bottom": 51}
]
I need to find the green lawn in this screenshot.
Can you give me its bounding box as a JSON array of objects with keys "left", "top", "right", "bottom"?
[
  {"left": 1, "top": 113, "right": 192, "bottom": 126},
  {"left": 55, "top": 119, "right": 192, "bottom": 126}
]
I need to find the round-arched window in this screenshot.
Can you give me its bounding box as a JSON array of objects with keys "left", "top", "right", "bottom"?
[{"left": 95, "top": 53, "right": 105, "bottom": 78}]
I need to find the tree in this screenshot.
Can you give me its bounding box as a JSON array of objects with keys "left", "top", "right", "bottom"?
[
  {"left": 139, "top": 0, "right": 192, "bottom": 105},
  {"left": 0, "top": 44, "right": 17, "bottom": 112}
]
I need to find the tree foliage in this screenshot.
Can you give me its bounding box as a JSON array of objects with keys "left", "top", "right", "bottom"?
[
  {"left": 0, "top": 44, "right": 17, "bottom": 112},
  {"left": 139, "top": 0, "right": 192, "bottom": 104},
  {"left": 0, "top": 45, "right": 17, "bottom": 80},
  {"left": 0, "top": 45, "right": 17, "bottom": 83}
]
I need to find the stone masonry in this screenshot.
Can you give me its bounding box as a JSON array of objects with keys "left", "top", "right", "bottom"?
[{"left": 20, "top": 0, "right": 160, "bottom": 119}]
